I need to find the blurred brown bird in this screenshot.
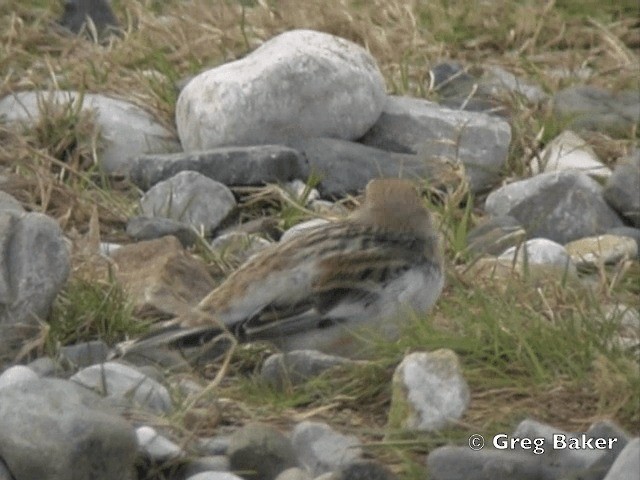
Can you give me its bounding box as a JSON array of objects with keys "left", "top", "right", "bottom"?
[{"left": 120, "top": 178, "right": 444, "bottom": 359}]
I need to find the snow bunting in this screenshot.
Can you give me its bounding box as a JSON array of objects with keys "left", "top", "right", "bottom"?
[{"left": 123, "top": 178, "right": 444, "bottom": 359}]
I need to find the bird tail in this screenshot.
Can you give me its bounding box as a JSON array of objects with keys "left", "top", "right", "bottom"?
[{"left": 112, "top": 317, "right": 235, "bottom": 366}]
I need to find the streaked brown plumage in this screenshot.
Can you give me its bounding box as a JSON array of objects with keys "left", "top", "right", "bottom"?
[{"left": 122, "top": 178, "right": 444, "bottom": 358}]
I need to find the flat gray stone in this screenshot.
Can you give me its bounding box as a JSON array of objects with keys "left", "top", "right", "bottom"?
[
  {"left": 0, "top": 91, "right": 179, "bottom": 174},
  {"left": 70, "top": 361, "right": 173, "bottom": 414},
  {"left": 176, "top": 29, "right": 386, "bottom": 150},
  {"left": 427, "top": 447, "right": 542, "bottom": 480},
  {"left": 290, "top": 137, "right": 455, "bottom": 198},
  {"left": 139, "top": 171, "right": 236, "bottom": 233},
  {"left": 291, "top": 421, "right": 362, "bottom": 476},
  {"left": 0, "top": 211, "right": 70, "bottom": 360},
  {"left": 260, "top": 350, "right": 353, "bottom": 390},
  {"left": 485, "top": 171, "right": 624, "bottom": 244},
  {"left": 359, "top": 95, "right": 512, "bottom": 193},
  {"left": 129, "top": 145, "right": 308, "bottom": 190},
  {"left": 0, "top": 378, "right": 136, "bottom": 480},
  {"left": 60, "top": 340, "right": 110, "bottom": 368}
]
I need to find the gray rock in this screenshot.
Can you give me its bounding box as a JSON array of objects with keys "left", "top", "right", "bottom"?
[
  {"left": 513, "top": 418, "right": 610, "bottom": 472},
  {"left": 26, "top": 356, "right": 59, "bottom": 377},
  {"left": 498, "top": 238, "right": 576, "bottom": 275},
  {"left": 359, "top": 95, "right": 512, "bottom": 193},
  {"left": 603, "top": 437, "right": 639, "bottom": 480},
  {"left": 0, "top": 457, "right": 13, "bottom": 480},
  {"left": 126, "top": 215, "right": 200, "bottom": 247},
  {"left": 604, "top": 153, "right": 640, "bottom": 227},
  {"left": 274, "top": 467, "right": 313, "bottom": 480},
  {"left": 532, "top": 130, "right": 611, "bottom": 180},
  {"left": 0, "top": 191, "right": 23, "bottom": 212},
  {"left": 291, "top": 421, "right": 362, "bottom": 476},
  {"left": 466, "top": 215, "right": 525, "bottom": 256},
  {"left": 139, "top": 171, "right": 236, "bottom": 233},
  {"left": 136, "top": 425, "right": 183, "bottom": 462},
  {"left": 481, "top": 66, "right": 548, "bottom": 104},
  {"left": 317, "top": 461, "right": 398, "bottom": 480},
  {"left": 70, "top": 361, "right": 173, "bottom": 414},
  {"left": 227, "top": 423, "right": 297, "bottom": 480},
  {"left": 0, "top": 211, "right": 70, "bottom": 361},
  {"left": 387, "top": 350, "right": 470, "bottom": 432},
  {"left": 260, "top": 350, "right": 353, "bottom": 390},
  {"left": 291, "top": 137, "right": 455, "bottom": 198},
  {"left": 0, "top": 378, "right": 137, "bottom": 480},
  {"left": 130, "top": 146, "right": 308, "bottom": 190},
  {"left": 195, "top": 436, "right": 231, "bottom": 456},
  {"left": 427, "top": 446, "right": 542, "bottom": 480},
  {"left": 430, "top": 61, "right": 503, "bottom": 114},
  {"left": 59, "top": 340, "right": 110, "bottom": 368},
  {"left": 181, "top": 456, "right": 231, "bottom": 477},
  {"left": 575, "top": 420, "right": 631, "bottom": 480},
  {"left": 314, "top": 463, "right": 396, "bottom": 480},
  {"left": 0, "top": 365, "right": 38, "bottom": 390},
  {"left": 485, "top": 171, "right": 624, "bottom": 244},
  {"left": 176, "top": 29, "right": 386, "bottom": 150},
  {"left": 58, "top": 0, "right": 120, "bottom": 37},
  {"left": 430, "top": 62, "right": 547, "bottom": 113},
  {"left": 553, "top": 86, "right": 640, "bottom": 135},
  {"left": 186, "top": 472, "right": 244, "bottom": 480},
  {"left": 0, "top": 91, "right": 179, "bottom": 174}
]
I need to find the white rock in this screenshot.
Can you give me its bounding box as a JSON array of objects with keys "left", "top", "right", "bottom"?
[
  {"left": 291, "top": 421, "right": 362, "bottom": 476},
  {"left": 136, "top": 426, "right": 183, "bottom": 461},
  {"left": 388, "top": 350, "right": 470, "bottom": 432},
  {"left": 499, "top": 238, "right": 576, "bottom": 275},
  {"left": 70, "top": 361, "right": 173, "bottom": 413},
  {"left": 0, "top": 91, "right": 179, "bottom": 174},
  {"left": 0, "top": 365, "right": 38, "bottom": 390},
  {"left": 176, "top": 29, "right": 386, "bottom": 150},
  {"left": 532, "top": 130, "right": 611, "bottom": 180},
  {"left": 140, "top": 171, "right": 236, "bottom": 233}
]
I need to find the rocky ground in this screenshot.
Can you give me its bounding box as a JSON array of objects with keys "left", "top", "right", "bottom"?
[{"left": 0, "top": 1, "right": 638, "bottom": 479}]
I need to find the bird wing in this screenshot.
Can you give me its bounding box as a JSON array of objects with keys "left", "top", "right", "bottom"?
[{"left": 229, "top": 229, "right": 427, "bottom": 341}]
